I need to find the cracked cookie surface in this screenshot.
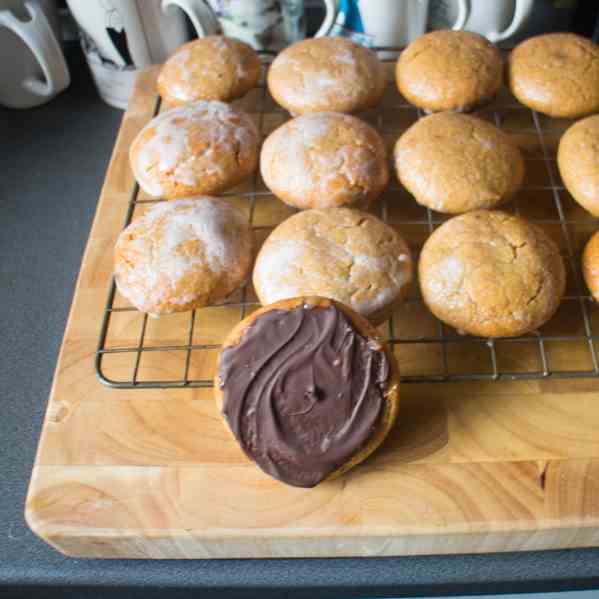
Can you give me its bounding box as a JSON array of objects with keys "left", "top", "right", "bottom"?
[
  {"left": 508, "top": 34, "right": 599, "bottom": 118},
  {"left": 396, "top": 31, "right": 503, "bottom": 113},
  {"left": 158, "top": 36, "right": 261, "bottom": 106},
  {"left": 253, "top": 208, "right": 413, "bottom": 324},
  {"left": 419, "top": 210, "right": 566, "bottom": 337},
  {"left": 261, "top": 112, "right": 389, "bottom": 210},
  {"left": 114, "top": 198, "right": 253, "bottom": 317},
  {"left": 129, "top": 101, "right": 259, "bottom": 199},
  {"left": 267, "top": 37, "right": 385, "bottom": 115},
  {"left": 558, "top": 114, "right": 599, "bottom": 217},
  {"left": 395, "top": 112, "right": 525, "bottom": 214}
]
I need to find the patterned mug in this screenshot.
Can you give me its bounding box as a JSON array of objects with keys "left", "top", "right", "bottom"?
[{"left": 183, "top": 0, "right": 338, "bottom": 52}]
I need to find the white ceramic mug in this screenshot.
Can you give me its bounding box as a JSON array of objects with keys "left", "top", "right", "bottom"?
[
  {"left": 331, "top": 0, "right": 468, "bottom": 48},
  {"left": 429, "top": 0, "right": 535, "bottom": 43},
  {"left": 67, "top": 0, "right": 217, "bottom": 109},
  {"left": 0, "top": 0, "right": 70, "bottom": 108},
  {"left": 181, "top": 0, "right": 338, "bottom": 52}
]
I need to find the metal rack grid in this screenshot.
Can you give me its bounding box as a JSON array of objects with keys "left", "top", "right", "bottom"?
[{"left": 96, "top": 51, "right": 599, "bottom": 387}]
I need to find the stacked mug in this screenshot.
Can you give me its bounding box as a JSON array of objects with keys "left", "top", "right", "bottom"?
[
  {"left": 332, "top": 0, "right": 534, "bottom": 48},
  {"left": 0, "top": 0, "right": 536, "bottom": 110},
  {"left": 0, "top": 0, "right": 70, "bottom": 108}
]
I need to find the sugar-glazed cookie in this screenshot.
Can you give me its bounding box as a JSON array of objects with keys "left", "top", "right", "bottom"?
[
  {"left": 130, "top": 101, "right": 259, "bottom": 199},
  {"left": 158, "top": 36, "right": 261, "bottom": 105},
  {"left": 261, "top": 112, "right": 389, "bottom": 209},
  {"left": 253, "top": 208, "right": 413, "bottom": 324},
  {"left": 267, "top": 37, "right": 385, "bottom": 115},
  {"left": 114, "top": 197, "right": 253, "bottom": 316}
]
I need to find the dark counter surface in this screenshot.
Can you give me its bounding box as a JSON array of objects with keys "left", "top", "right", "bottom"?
[{"left": 1, "top": 47, "right": 599, "bottom": 599}]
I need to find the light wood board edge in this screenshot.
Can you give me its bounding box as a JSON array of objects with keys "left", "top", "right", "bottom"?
[{"left": 24, "top": 66, "right": 599, "bottom": 559}]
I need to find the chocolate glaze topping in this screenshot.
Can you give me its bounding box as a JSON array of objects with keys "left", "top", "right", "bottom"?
[{"left": 219, "top": 304, "right": 390, "bottom": 487}]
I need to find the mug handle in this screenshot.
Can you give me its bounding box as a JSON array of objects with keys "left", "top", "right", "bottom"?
[
  {"left": 313, "top": 0, "right": 337, "bottom": 38},
  {"left": 161, "top": 0, "right": 220, "bottom": 38},
  {"left": 0, "top": 1, "right": 70, "bottom": 98},
  {"left": 487, "top": 0, "right": 534, "bottom": 42},
  {"left": 451, "top": 0, "right": 469, "bottom": 31}
]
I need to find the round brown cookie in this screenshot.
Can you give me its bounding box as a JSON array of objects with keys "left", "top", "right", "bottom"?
[
  {"left": 129, "top": 100, "right": 259, "bottom": 199},
  {"left": 252, "top": 208, "right": 413, "bottom": 325},
  {"left": 419, "top": 210, "right": 566, "bottom": 337},
  {"left": 157, "top": 36, "right": 261, "bottom": 106},
  {"left": 396, "top": 31, "right": 503, "bottom": 113},
  {"left": 558, "top": 114, "right": 599, "bottom": 217},
  {"left": 260, "top": 112, "right": 389, "bottom": 210},
  {"left": 508, "top": 34, "right": 599, "bottom": 118},
  {"left": 114, "top": 197, "right": 253, "bottom": 317},
  {"left": 214, "top": 296, "right": 400, "bottom": 488},
  {"left": 267, "top": 37, "right": 385, "bottom": 115},
  {"left": 394, "top": 112, "right": 525, "bottom": 214},
  {"left": 583, "top": 230, "right": 599, "bottom": 302}
]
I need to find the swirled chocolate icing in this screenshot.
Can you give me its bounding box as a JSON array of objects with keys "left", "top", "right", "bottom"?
[{"left": 219, "top": 304, "right": 390, "bottom": 488}]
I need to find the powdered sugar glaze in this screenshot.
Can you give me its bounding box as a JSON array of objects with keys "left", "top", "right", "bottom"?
[
  {"left": 261, "top": 112, "right": 388, "bottom": 207},
  {"left": 130, "top": 101, "right": 258, "bottom": 197},
  {"left": 115, "top": 198, "right": 252, "bottom": 317}
]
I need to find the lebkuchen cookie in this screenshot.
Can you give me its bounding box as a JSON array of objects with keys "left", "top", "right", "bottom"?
[
  {"left": 268, "top": 37, "right": 386, "bottom": 115},
  {"left": 158, "top": 36, "right": 261, "bottom": 106},
  {"left": 253, "top": 208, "right": 413, "bottom": 325},
  {"left": 129, "top": 100, "right": 259, "bottom": 199},
  {"left": 508, "top": 33, "right": 599, "bottom": 118},
  {"left": 261, "top": 112, "right": 389, "bottom": 210},
  {"left": 215, "top": 297, "right": 400, "bottom": 488},
  {"left": 395, "top": 112, "right": 524, "bottom": 214},
  {"left": 114, "top": 197, "right": 253, "bottom": 316},
  {"left": 419, "top": 210, "right": 566, "bottom": 337},
  {"left": 397, "top": 30, "right": 503, "bottom": 113}
]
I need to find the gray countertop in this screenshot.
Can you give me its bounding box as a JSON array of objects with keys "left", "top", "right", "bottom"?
[{"left": 1, "top": 46, "right": 599, "bottom": 599}]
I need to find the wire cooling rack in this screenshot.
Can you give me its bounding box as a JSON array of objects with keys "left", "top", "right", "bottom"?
[{"left": 96, "top": 51, "right": 599, "bottom": 387}]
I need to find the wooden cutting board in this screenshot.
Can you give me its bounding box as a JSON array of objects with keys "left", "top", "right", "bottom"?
[{"left": 25, "top": 66, "right": 599, "bottom": 559}]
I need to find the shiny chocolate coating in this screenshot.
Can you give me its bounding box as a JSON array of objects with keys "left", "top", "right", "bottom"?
[{"left": 219, "top": 304, "right": 389, "bottom": 487}]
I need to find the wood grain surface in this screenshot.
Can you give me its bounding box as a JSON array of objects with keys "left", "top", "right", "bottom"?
[{"left": 25, "top": 65, "right": 599, "bottom": 558}]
